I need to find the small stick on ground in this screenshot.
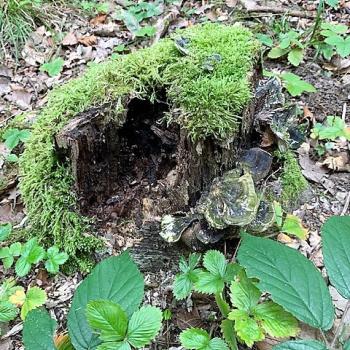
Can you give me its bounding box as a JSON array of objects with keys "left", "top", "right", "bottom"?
[
  {"left": 341, "top": 191, "right": 350, "bottom": 216},
  {"left": 244, "top": 5, "right": 316, "bottom": 19}
]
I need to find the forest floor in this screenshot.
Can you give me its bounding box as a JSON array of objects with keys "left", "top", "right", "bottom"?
[{"left": 1, "top": 0, "right": 350, "bottom": 349}]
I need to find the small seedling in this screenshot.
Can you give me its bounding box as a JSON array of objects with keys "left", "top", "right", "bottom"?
[
  {"left": 44, "top": 246, "right": 69, "bottom": 274},
  {"left": 2, "top": 128, "right": 31, "bottom": 150},
  {"left": 40, "top": 58, "right": 65, "bottom": 77},
  {"left": 280, "top": 72, "right": 316, "bottom": 97},
  {"left": 0, "top": 223, "right": 11, "bottom": 242},
  {"left": 312, "top": 115, "right": 350, "bottom": 141}
]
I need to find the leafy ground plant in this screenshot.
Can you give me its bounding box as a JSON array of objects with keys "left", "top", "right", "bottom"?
[
  {"left": 174, "top": 250, "right": 299, "bottom": 348},
  {"left": 237, "top": 215, "right": 350, "bottom": 349},
  {"left": 22, "top": 251, "right": 163, "bottom": 350}
]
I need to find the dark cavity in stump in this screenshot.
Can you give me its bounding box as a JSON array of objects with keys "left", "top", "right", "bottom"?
[{"left": 56, "top": 89, "right": 255, "bottom": 271}]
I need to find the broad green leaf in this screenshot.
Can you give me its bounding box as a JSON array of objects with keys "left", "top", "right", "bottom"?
[
  {"left": 68, "top": 252, "right": 144, "bottom": 350},
  {"left": 221, "top": 320, "right": 238, "bottom": 350},
  {"left": 272, "top": 340, "right": 328, "bottom": 350},
  {"left": 228, "top": 309, "right": 264, "bottom": 347},
  {"left": 311, "top": 116, "right": 350, "bottom": 141},
  {"left": 97, "top": 341, "right": 131, "bottom": 350},
  {"left": 224, "top": 263, "right": 242, "bottom": 283},
  {"left": 179, "top": 253, "right": 201, "bottom": 273},
  {"left": 15, "top": 257, "right": 32, "bottom": 277},
  {"left": 86, "top": 300, "right": 128, "bottom": 342},
  {"left": 268, "top": 47, "right": 288, "bottom": 58},
  {"left": 203, "top": 250, "right": 226, "bottom": 277},
  {"left": 119, "top": 10, "right": 140, "bottom": 33},
  {"left": 344, "top": 338, "right": 350, "bottom": 350},
  {"left": 322, "top": 216, "right": 350, "bottom": 299},
  {"left": 325, "top": 0, "right": 339, "bottom": 7},
  {"left": 194, "top": 270, "right": 224, "bottom": 294},
  {"left": 2, "top": 129, "right": 31, "bottom": 150},
  {"left": 0, "top": 223, "right": 11, "bottom": 241},
  {"left": 252, "top": 301, "right": 299, "bottom": 337},
  {"left": 256, "top": 34, "right": 273, "bottom": 47},
  {"left": 281, "top": 214, "right": 308, "bottom": 240},
  {"left": 45, "top": 246, "right": 69, "bottom": 274},
  {"left": 281, "top": 72, "right": 316, "bottom": 97},
  {"left": 207, "top": 338, "right": 229, "bottom": 350},
  {"left": 173, "top": 273, "right": 194, "bottom": 300},
  {"left": 325, "top": 35, "right": 350, "bottom": 58},
  {"left": 229, "top": 273, "right": 261, "bottom": 311},
  {"left": 135, "top": 26, "right": 156, "bottom": 37},
  {"left": 21, "top": 287, "right": 47, "bottom": 319},
  {"left": 237, "top": 234, "right": 334, "bottom": 330},
  {"left": 40, "top": 58, "right": 65, "bottom": 77},
  {"left": 23, "top": 308, "right": 57, "bottom": 350},
  {"left": 127, "top": 306, "right": 162, "bottom": 347},
  {"left": 180, "top": 328, "right": 210, "bottom": 349},
  {"left": 320, "top": 22, "right": 347, "bottom": 35},
  {"left": 0, "top": 301, "right": 18, "bottom": 322},
  {"left": 0, "top": 242, "right": 22, "bottom": 269},
  {"left": 288, "top": 48, "right": 303, "bottom": 66}
]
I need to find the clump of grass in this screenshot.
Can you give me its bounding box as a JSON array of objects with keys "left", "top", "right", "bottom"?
[
  {"left": 19, "top": 23, "right": 260, "bottom": 271},
  {"left": 0, "top": 0, "right": 46, "bottom": 60}
]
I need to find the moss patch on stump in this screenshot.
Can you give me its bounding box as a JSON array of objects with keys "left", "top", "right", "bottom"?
[{"left": 19, "top": 23, "right": 260, "bottom": 270}]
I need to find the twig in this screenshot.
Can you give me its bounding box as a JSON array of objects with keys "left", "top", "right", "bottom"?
[
  {"left": 341, "top": 191, "right": 350, "bottom": 216},
  {"left": 342, "top": 102, "right": 347, "bottom": 122},
  {"left": 331, "top": 300, "right": 350, "bottom": 349},
  {"left": 245, "top": 6, "right": 316, "bottom": 19}
]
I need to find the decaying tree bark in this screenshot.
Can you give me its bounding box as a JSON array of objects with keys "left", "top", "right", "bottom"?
[{"left": 55, "top": 71, "right": 263, "bottom": 271}]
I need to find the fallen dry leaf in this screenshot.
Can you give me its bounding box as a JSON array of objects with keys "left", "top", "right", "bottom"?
[
  {"left": 261, "top": 128, "right": 276, "bottom": 147},
  {"left": 323, "top": 152, "right": 350, "bottom": 172},
  {"left": 175, "top": 307, "right": 205, "bottom": 330},
  {"left": 302, "top": 105, "right": 315, "bottom": 124},
  {"left": 61, "top": 32, "right": 78, "bottom": 46},
  {"left": 90, "top": 13, "right": 108, "bottom": 26},
  {"left": 298, "top": 142, "right": 328, "bottom": 183},
  {"left": 226, "top": 0, "right": 238, "bottom": 7},
  {"left": 5, "top": 86, "right": 32, "bottom": 110},
  {"left": 277, "top": 233, "right": 293, "bottom": 243},
  {"left": 78, "top": 35, "right": 97, "bottom": 46},
  {"left": 256, "top": 337, "right": 280, "bottom": 350}
]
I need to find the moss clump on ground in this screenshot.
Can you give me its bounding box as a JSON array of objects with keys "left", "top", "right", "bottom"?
[
  {"left": 279, "top": 151, "right": 308, "bottom": 203},
  {"left": 19, "top": 23, "right": 259, "bottom": 270}
]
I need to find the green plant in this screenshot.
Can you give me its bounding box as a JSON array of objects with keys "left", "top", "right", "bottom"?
[
  {"left": 79, "top": 0, "right": 109, "bottom": 14},
  {"left": 9, "top": 286, "right": 47, "bottom": 320},
  {"left": 19, "top": 23, "right": 260, "bottom": 271},
  {"left": 0, "top": 0, "right": 45, "bottom": 59},
  {"left": 174, "top": 250, "right": 299, "bottom": 348},
  {"left": 0, "top": 236, "right": 68, "bottom": 276},
  {"left": 2, "top": 128, "right": 31, "bottom": 151},
  {"left": 237, "top": 215, "right": 350, "bottom": 349},
  {"left": 280, "top": 72, "right": 316, "bottom": 97},
  {"left": 40, "top": 57, "right": 65, "bottom": 77},
  {"left": 320, "top": 23, "right": 350, "bottom": 58},
  {"left": 267, "top": 30, "right": 305, "bottom": 66},
  {"left": 311, "top": 115, "right": 350, "bottom": 141},
  {"left": 22, "top": 252, "right": 163, "bottom": 350},
  {"left": 0, "top": 279, "right": 21, "bottom": 325},
  {"left": 0, "top": 223, "right": 11, "bottom": 241}
]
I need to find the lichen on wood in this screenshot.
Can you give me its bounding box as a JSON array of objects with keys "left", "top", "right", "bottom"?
[{"left": 19, "top": 23, "right": 260, "bottom": 270}]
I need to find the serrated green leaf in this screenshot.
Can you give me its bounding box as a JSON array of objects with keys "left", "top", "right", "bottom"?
[
  {"left": 268, "top": 47, "right": 288, "bottom": 58},
  {"left": 322, "top": 216, "right": 350, "bottom": 299},
  {"left": 203, "top": 250, "right": 226, "bottom": 277},
  {"left": 135, "top": 26, "right": 156, "bottom": 37},
  {"left": 6, "top": 153, "right": 19, "bottom": 163},
  {"left": 68, "top": 252, "right": 144, "bottom": 350},
  {"left": 173, "top": 273, "right": 194, "bottom": 300},
  {"left": 288, "top": 48, "right": 303, "bottom": 66},
  {"left": 224, "top": 263, "right": 242, "bottom": 283},
  {"left": 23, "top": 308, "right": 57, "bottom": 350},
  {"left": 0, "top": 301, "right": 18, "bottom": 322},
  {"left": 9, "top": 242, "right": 22, "bottom": 256},
  {"left": 325, "top": 0, "right": 339, "bottom": 7},
  {"left": 194, "top": 270, "right": 224, "bottom": 294},
  {"left": 221, "top": 320, "right": 238, "bottom": 350},
  {"left": 45, "top": 246, "right": 68, "bottom": 274},
  {"left": 97, "top": 341, "right": 131, "bottom": 350},
  {"left": 207, "top": 338, "right": 229, "bottom": 350},
  {"left": 229, "top": 273, "right": 261, "bottom": 311},
  {"left": 272, "top": 340, "right": 328, "bottom": 350},
  {"left": 281, "top": 72, "right": 316, "bottom": 96},
  {"left": 15, "top": 257, "right": 32, "bottom": 277},
  {"left": 2, "top": 129, "right": 31, "bottom": 150},
  {"left": 237, "top": 234, "right": 334, "bottom": 330},
  {"left": 325, "top": 36, "right": 350, "bottom": 58},
  {"left": 228, "top": 309, "right": 264, "bottom": 347},
  {"left": 256, "top": 34, "right": 273, "bottom": 47},
  {"left": 86, "top": 300, "right": 128, "bottom": 342},
  {"left": 0, "top": 223, "right": 11, "bottom": 241},
  {"left": 252, "top": 301, "right": 299, "bottom": 338},
  {"left": 21, "top": 287, "right": 47, "bottom": 320},
  {"left": 321, "top": 22, "right": 347, "bottom": 35},
  {"left": 281, "top": 214, "right": 308, "bottom": 240},
  {"left": 127, "top": 306, "right": 162, "bottom": 347},
  {"left": 40, "top": 58, "right": 65, "bottom": 77},
  {"left": 180, "top": 328, "right": 210, "bottom": 349}
]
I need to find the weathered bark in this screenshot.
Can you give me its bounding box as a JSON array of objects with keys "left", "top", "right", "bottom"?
[{"left": 55, "top": 73, "right": 263, "bottom": 271}]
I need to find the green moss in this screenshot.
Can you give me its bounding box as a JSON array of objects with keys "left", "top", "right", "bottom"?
[
  {"left": 18, "top": 23, "right": 259, "bottom": 271},
  {"left": 279, "top": 151, "right": 308, "bottom": 203}
]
